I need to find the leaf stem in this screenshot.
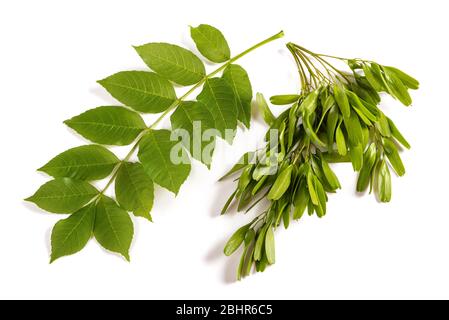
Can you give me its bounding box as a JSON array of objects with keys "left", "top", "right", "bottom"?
[{"left": 97, "top": 30, "right": 285, "bottom": 198}]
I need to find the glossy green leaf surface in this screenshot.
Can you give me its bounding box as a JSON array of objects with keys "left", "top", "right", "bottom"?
[
  {"left": 39, "top": 145, "right": 119, "bottom": 181},
  {"left": 98, "top": 71, "right": 176, "bottom": 113},
  {"left": 50, "top": 204, "right": 95, "bottom": 262},
  {"left": 197, "top": 78, "right": 238, "bottom": 142},
  {"left": 26, "top": 178, "right": 97, "bottom": 214},
  {"left": 64, "top": 106, "right": 146, "bottom": 146},
  {"left": 134, "top": 42, "right": 205, "bottom": 86},
  {"left": 94, "top": 196, "right": 133, "bottom": 261},
  {"left": 115, "top": 162, "right": 154, "bottom": 221},
  {"left": 138, "top": 129, "right": 191, "bottom": 195},
  {"left": 222, "top": 64, "right": 253, "bottom": 128},
  {"left": 170, "top": 101, "right": 216, "bottom": 167},
  {"left": 190, "top": 24, "right": 230, "bottom": 63}
]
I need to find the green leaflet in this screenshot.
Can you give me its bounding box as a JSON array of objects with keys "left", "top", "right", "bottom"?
[
  {"left": 138, "top": 129, "right": 191, "bottom": 195},
  {"left": 190, "top": 24, "right": 231, "bottom": 63},
  {"left": 98, "top": 71, "right": 177, "bottom": 113},
  {"left": 64, "top": 106, "right": 146, "bottom": 146},
  {"left": 224, "top": 224, "right": 250, "bottom": 256},
  {"left": 39, "top": 145, "right": 119, "bottom": 181},
  {"left": 50, "top": 204, "right": 95, "bottom": 262},
  {"left": 267, "top": 165, "right": 293, "bottom": 200},
  {"left": 115, "top": 162, "right": 154, "bottom": 221},
  {"left": 265, "top": 227, "right": 275, "bottom": 264},
  {"left": 26, "top": 178, "right": 97, "bottom": 214},
  {"left": 170, "top": 101, "right": 216, "bottom": 167},
  {"left": 256, "top": 93, "right": 275, "bottom": 125},
  {"left": 222, "top": 64, "right": 253, "bottom": 128},
  {"left": 134, "top": 42, "right": 205, "bottom": 86},
  {"left": 94, "top": 196, "right": 134, "bottom": 261},
  {"left": 197, "top": 78, "right": 238, "bottom": 143}
]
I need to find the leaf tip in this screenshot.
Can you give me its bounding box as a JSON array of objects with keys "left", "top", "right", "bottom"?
[
  {"left": 49, "top": 254, "right": 59, "bottom": 264},
  {"left": 63, "top": 119, "right": 73, "bottom": 127},
  {"left": 24, "top": 195, "right": 35, "bottom": 203},
  {"left": 36, "top": 165, "right": 47, "bottom": 174}
]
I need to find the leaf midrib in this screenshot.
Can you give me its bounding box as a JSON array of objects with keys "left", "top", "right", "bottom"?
[
  {"left": 67, "top": 120, "right": 145, "bottom": 131},
  {"left": 122, "top": 164, "right": 148, "bottom": 211},
  {"left": 104, "top": 81, "right": 175, "bottom": 101},
  {"left": 195, "top": 29, "right": 227, "bottom": 59},
  {"left": 43, "top": 161, "right": 118, "bottom": 171},
  {"left": 206, "top": 81, "right": 233, "bottom": 130},
  {"left": 225, "top": 69, "right": 250, "bottom": 124},
  {"left": 145, "top": 47, "right": 204, "bottom": 78},
  {"left": 59, "top": 208, "right": 92, "bottom": 249}
]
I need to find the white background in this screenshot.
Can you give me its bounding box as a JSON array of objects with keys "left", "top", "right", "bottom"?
[{"left": 1, "top": 0, "right": 448, "bottom": 300}]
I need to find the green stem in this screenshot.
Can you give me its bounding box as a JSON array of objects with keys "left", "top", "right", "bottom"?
[
  {"left": 97, "top": 30, "right": 285, "bottom": 198},
  {"left": 287, "top": 43, "right": 307, "bottom": 90},
  {"left": 291, "top": 43, "right": 351, "bottom": 83}
]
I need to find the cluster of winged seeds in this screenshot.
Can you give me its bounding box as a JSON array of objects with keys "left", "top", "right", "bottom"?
[{"left": 221, "top": 42, "right": 419, "bottom": 279}]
